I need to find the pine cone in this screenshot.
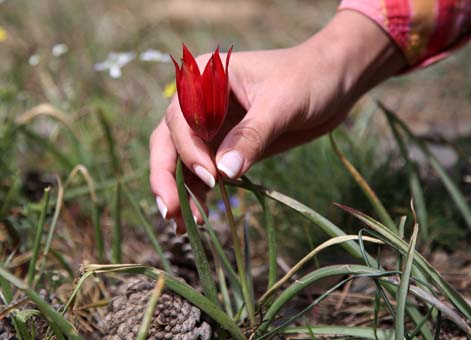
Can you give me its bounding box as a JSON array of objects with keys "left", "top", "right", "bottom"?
[
  {"left": 0, "top": 318, "right": 15, "bottom": 340},
  {"left": 0, "top": 289, "right": 61, "bottom": 340},
  {"left": 103, "top": 279, "right": 211, "bottom": 340}
]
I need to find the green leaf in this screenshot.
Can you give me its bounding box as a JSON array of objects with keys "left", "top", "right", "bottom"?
[
  {"left": 230, "top": 178, "right": 434, "bottom": 340},
  {"left": 386, "top": 115, "right": 429, "bottom": 241},
  {"left": 379, "top": 101, "right": 471, "bottom": 232},
  {"left": 176, "top": 158, "right": 219, "bottom": 306},
  {"left": 337, "top": 203, "right": 471, "bottom": 321},
  {"left": 136, "top": 275, "right": 165, "bottom": 340},
  {"left": 242, "top": 177, "right": 276, "bottom": 289},
  {"left": 36, "top": 176, "right": 63, "bottom": 286},
  {"left": 96, "top": 107, "right": 121, "bottom": 175},
  {"left": 330, "top": 133, "right": 397, "bottom": 232},
  {"left": 27, "top": 187, "right": 50, "bottom": 286},
  {"left": 395, "top": 224, "right": 418, "bottom": 340},
  {"left": 258, "top": 265, "right": 394, "bottom": 335},
  {"left": 185, "top": 185, "right": 240, "bottom": 292},
  {"left": 280, "top": 326, "right": 397, "bottom": 340},
  {"left": 111, "top": 179, "right": 122, "bottom": 263}
]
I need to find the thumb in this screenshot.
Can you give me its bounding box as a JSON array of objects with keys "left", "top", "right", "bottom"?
[{"left": 215, "top": 102, "right": 279, "bottom": 178}]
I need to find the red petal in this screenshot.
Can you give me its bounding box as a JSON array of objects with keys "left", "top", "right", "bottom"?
[
  {"left": 201, "top": 47, "right": 228, "bottom": 141},
  {"left": 182, "top": 44, "right": 201, "bottom": 79},
  {"left": 225, "top": 46, "right": 233, "bottom": 98},
  {"left": 170, "top": 54, "right": 182, "bottom": 96},
  {"left": 178, "top": 46, "right": 207, "bottom": 140}
]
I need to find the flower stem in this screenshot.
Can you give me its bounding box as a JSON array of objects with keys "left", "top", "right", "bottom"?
[{"left": 217, "top": 173, "right": 256, "bottom": 325}]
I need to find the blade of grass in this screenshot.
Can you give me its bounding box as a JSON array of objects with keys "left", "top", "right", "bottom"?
[
  {"left": 111, "top": 179, "right": 122, "bottom": 263},
  {"left": 336, "top": 203, "right": 471, "bottom": 320},
  {"left": 14, "top": 103, "right": 85, "bottom": 168},
  {"left": 204, "top": 241, "right": 230, "bottom": 340},
  {"left": 303, "top": 317, "right": 317, "bottom": 339},
  {"left": 62, "top": 166, "right": 147, "bottom": 202},
  {"left": 27, "top": 187, "right": 50, "bottom": 286},
  {"left": 187, "top": 186, "right": 245, "bottom": 317},
  {"left": 260, "top": 195, "right": 276, "bottom": 289},
  {"left": 257, "top": 267, "right": 399, "bottom": 337},
  {"left": 243, "top": 214, "right": 255, "bottom": 310},
  {"left": 433, "top": 312, "right": 442, "bottom": 340},
  {"left": 261, "top": 276, "right": 364, "bottom": 339},
  {"left": 185, "top": 185, "right": 240, "bottom": 292},
  {"left": 96, "top": 107, "right": 121, "bottom": 175},
  {"left": 50, "top": 249, "right": 74, "bottom": 278},
  {"left": 2, "top": 218, "right": 20, "bottom": 248},
  {"left": 357, "top": 229, "right": 397, "bottom": 321},
  {"left": 14, "top": 318, "right": 32, "bottom": 340},
  {"left": 17, "top": 126, "right": 74, "bottom": 171},
  {"left": 215, "top": 252, "right": 234, "bottom": 318},
  {"left": 0, "top": 174, "right": 20, "bottom": 220},
  {"left": 384, "top": 277, "right": 470, "bottom": 333},
  {"left": 64, "top": 165, "right": 104, "bottom": 262},
  {"left": 175, "top": 159, "right": 218, "bottom": 306},
  {"left": 231, "top": 178, "right": 434, "bottom": 339},
  {"left": 235, "top": 177, "right": 362, "bottom": 258},
  {"left": 259, "top": 235, "right": 383, "bottom": 304},
  {"left": 280, "top": 326, "right": 396, "bottom": 340},
  {"left": 386, "top": 114, "right": 429, "bottom": 241},
  {"left": 80, "top": 264, "right": 247, "bottom": 340},
  {"left": 397, "top": 216, "right": 407, "bottom": 272},
  {"left": 244, "top": 176, "right": 277, "bottom": 289},
  {"left": 122, "top": 185, "right": 171, "bottom": 273},
  {"left": 136, "top": 275, "right": 165, "bottom": 340},
  {"left": 217, "top": 173, "right": 255, "bottom": 325},
  {"left": 395, "top": 224, "right": 419, "bottom": 340},
  {"left": 35, "top": 176, "right": 63, "bottom": 286},
  {"left": 91, "top": 203, "right": 104, "bottom": 262},
  {"left": 329, "top": 134, "right": 397, "bottom": 233},
  {"left": 409, "top": 307, "right": 434, "bottom": 339},
  {"left": 373, "top": 285, "right": 381, "bottom": 340},
  {"left": 378, "top": 101, "right": 471, "bottom": 232}
]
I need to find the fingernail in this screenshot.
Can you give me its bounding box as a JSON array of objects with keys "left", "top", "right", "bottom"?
[
  {"left": 170, "top": 219, "right": 177, "bottom": 234},
  {"left": 217, "top": 151, "right": 243, "bottom": 178},
  {"left": 194, "top": 165, "right": 216, "bottom": 188},
  {"left": 193, "top": 215, "right": 204, "bottom": 226},
  {"left": 156, "top": 196, "right": 168, "bottom": 219}
]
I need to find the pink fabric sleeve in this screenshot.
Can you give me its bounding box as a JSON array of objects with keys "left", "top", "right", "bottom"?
[{"left": 339, "top": 0, "right": 471, "bottom": 70}]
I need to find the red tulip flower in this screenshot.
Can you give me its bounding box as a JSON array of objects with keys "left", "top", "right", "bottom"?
[{"left": 171, "top": 44, "right": 232, "bottom": 142}]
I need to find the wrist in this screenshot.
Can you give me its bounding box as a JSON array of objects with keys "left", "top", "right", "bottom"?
[{"left": 300, "top": 10, "right": 406, "bottom": 116}]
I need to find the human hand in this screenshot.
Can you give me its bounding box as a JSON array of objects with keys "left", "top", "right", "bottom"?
[{"left": 149, "top": 10, "right": 406, "bottom": 233}]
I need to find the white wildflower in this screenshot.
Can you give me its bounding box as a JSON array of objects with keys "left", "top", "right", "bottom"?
[
  {"left": 52, "top": 43, "right": 68, "bottom": 57},
  {"left": 28, "top": 54, "right": 40, "bottom": 66},
  {"left": 139, "top": 49, "right": 171, "bottom": 63},
  {"left": 94, "top": 51, "right": 135, "bottom": 79}
]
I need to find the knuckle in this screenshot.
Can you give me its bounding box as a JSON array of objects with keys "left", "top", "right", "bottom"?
[{"left": 231, "top": 125, "right": 264, "bottom": 159}]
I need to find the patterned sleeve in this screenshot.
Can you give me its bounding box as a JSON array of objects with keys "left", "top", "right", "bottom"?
[{"left": 338, "top": 0, "right": 471, "bottom": 69}]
